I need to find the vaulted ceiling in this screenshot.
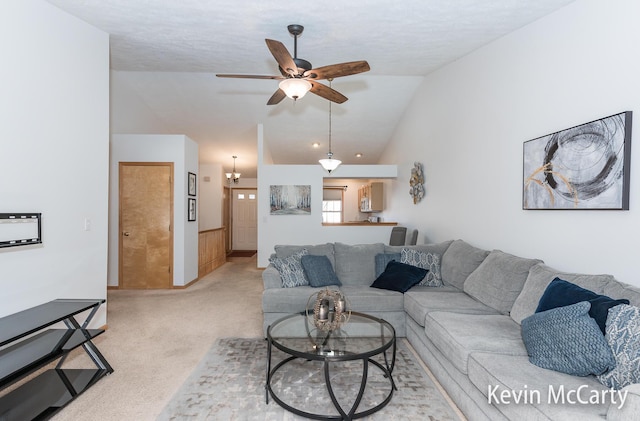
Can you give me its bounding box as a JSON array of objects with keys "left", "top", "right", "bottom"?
[{"left": 47, "top": 0, "right": 575, "bottom": 177}]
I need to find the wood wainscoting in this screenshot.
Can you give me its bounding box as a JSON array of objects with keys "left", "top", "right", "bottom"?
[{"left": 198, "top": 227, "right": 226, "bottom": 278}]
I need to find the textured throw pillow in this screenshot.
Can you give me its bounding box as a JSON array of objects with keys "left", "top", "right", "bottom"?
[
  {"left": 521, "top": 301, "right": 615, "bottom": 376},
  {"left": 536, "top": 278, "right": 629, "bottom": 334},
  {"left": 371, "top": 260, "right": 427, "bottom": 293},
  {"left": 598, "top": 304, "right": 640, "bottom": 389},
  {"left": 374, "top": 253, "right": 401, "bottom": 278},
  {"left": 401, "top": 248, "right": 442, "bottom": 287},
  {"left": 268, "top": 249, "right": 309, "bottom": 288},
  {"left": 300, "top": 254, "right": 342, "bottom": 287}
]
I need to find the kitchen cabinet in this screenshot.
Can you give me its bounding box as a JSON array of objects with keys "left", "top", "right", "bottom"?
[{"left": 358, "top": 182, "right": 384, "bottom": 212}]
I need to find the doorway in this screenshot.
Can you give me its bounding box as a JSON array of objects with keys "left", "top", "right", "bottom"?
[
  {"left": 119, "top": 162, "right": 174, "bottom": 289},
  {"left": 231, "top": 188, "right": 257, "bottom": 251}
]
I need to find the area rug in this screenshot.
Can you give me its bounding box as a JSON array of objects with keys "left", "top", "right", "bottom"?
[{"left": 157, "top": 337, "right": 461, "bottom": 420}]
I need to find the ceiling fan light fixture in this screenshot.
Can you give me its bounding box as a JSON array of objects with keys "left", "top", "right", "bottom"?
[{"left": 279, "top": 78, "right": 312, "bottom": 100}]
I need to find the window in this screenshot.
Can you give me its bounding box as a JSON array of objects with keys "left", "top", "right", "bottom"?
[{"left": 322, "top": 187, "right": 344, "bottom": 223}]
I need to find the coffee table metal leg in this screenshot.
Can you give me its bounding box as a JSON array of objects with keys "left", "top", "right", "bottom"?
[
  {"left": 382, "top": 337, "right": 397, "bottom": 391},
  {"left": 265, "top": 338, "right": 272, "bottom": 404},
  {"left": 323, "top": 358, "right": 369, "bottom": 420}
]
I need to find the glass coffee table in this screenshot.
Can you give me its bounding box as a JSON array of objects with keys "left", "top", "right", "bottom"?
[{"left": 266, "top": 310, "right": 396, "bottom": 420}]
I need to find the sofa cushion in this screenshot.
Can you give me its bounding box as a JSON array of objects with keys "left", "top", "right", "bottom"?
[
  {"left": 268, "top": 249, "right": 309, "bottom": 288},
  {"left": 374, "top": 253, "right": 401, "bottom": 278},
  {"left": 536, "top": 278, "right": 629, "bottom": 334},
  {"left": 598, "top": 304, "right": 640, "bottom": 389},
  {"left": 424, "top": 311, "right": 527, "bottom": 374},
  {"left": 404, "top": 290, "right": 499, "bottom": 327},
  {"left": 275, "top": 243, "right": 335, "bottom": 267},
  {"left": 262, "top": 285, "right": 320, "bottom": 313},
  {"left": 300, "top": 254, "right": 342, "bottom": 287},
  {"left": 339, "top": 286, "right": 404, "bottom": 312},
  {"left": 401, "top": 248, "right": 442, "bottom": 287},
  {"left": 334, "top": 243, "right": 384, "bottom": 286},
  {"left": 463, "top": 250, "right": 542, "bottom": 315},
  {"left": 371, "top": 260, "right": 426, "bottom": 293},
  {"left": 521, "top": 302, "right": 615, "bottom": 376},
  {"left": 440, "top": 239, "right": 490, "bottom": 290},
  {"left": 511, "top": 263, "right": 618, "bottom": 324},
  {"left": 468, "top": 352, "right": 610, "bottom": 420}
]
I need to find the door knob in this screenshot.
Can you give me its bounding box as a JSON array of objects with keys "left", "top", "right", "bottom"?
[{"left": 122, "top": 232, "right": 130, "bottom": 237}]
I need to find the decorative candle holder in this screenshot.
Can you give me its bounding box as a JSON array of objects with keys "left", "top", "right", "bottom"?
[{"left": 306, "top": 288, "right": 351, "bottom": 333}]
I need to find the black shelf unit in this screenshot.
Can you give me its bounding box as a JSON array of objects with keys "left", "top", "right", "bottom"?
[{"left": 0, "top": 299, "right": 113, "bottom": 420}]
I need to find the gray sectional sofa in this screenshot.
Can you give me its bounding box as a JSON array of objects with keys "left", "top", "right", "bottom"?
[{"left": 262, "top": 240, "right": 640, "bottom": 420}]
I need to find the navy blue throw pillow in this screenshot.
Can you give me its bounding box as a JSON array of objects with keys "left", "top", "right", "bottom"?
[
  {"left": 535, "top": 278, "right": 629, "bottom": 334},
  {"left": 371, "top": 260, "right": 427, "bottom": 293},
  {"left": 300, "top": 254, "right": 342, "bottom": 287}
]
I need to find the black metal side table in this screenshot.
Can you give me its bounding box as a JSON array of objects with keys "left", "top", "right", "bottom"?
[{"left": 0, "top": 299, "right": 113, "bottom": 420}]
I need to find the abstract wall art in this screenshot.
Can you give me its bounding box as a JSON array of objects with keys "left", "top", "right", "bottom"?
[
  {"left": 523, "top": 111, "right": 632, "bottom": 210},
  {"left": 270, "top": 185, "right": 311, "bottom": 215}
]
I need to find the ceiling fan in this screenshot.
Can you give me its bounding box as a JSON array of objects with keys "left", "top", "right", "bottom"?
[{"left": 216, "top": 24, "right": 370, "bottom": 105}]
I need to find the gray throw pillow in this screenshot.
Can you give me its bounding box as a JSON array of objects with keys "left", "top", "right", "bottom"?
[
  {"left": 401, "top": 248, "right": 442, "bottom": 287},
  {"left": 374, "top": 253, "right": 401, "bottom": 278},
  {"left": 463, "top": 250, "right": 542, "bottom": 315},
  {"left": 301, "top": 255, "right": 341, "bottom": 287},
  {"left": 597, "top": 304, "right": 640, "bottom": 389},
  {"left": 521, "top": 301, "right": 615, "bottom": 376},
  {"left": 268, "top": 249, "right": 309, "bottom": 288}
]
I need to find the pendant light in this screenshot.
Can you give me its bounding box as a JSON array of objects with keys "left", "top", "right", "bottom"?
[{"left": 319, "top": 79, "right": 341, "bottom": 173}]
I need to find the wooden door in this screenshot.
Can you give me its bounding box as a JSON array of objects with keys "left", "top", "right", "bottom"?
[
  {"left": 119, "top": 163, "right": 173, "bottom": 289},
  {"left": 232, "top": 189, "right": 257, "bottom": 250}
]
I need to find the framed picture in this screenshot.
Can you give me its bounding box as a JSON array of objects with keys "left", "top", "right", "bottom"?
[
  {"left": 269, "top": 185, "right": 311, "bottom": 215},
  {"left": 188, "top": 172, "right": 196, "bottom": 196},
  {"left": 523, "top": 111, "right": 632, "bottom": 210},
  {"left": 188, "top": 198, "right": 196, "bottom": 221}
]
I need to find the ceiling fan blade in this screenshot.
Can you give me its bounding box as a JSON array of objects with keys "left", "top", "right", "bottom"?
[
  {"left": 309, "top": 82, "right": 348, "bottom": 104},
  {"left": 265, "top": 39, "right": 298, "bottom": 76},
  {"left": 304, "top": 61, "right": 370, "bottom": 80},
  {"left": 216, "top": 74, "right": 284, "bottom": 80},
  {"left": 267, "top": 89, "right": 287, "bottom": 105}
]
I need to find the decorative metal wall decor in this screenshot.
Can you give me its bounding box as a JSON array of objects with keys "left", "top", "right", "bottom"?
[
  {"left": 523, "top": 112, "right": 632, "bottom": 210},
  {"left": 269, "top": 185, "right": 311, "bottom": 215},
  {"left": 409, "top": 162, "right": 425, "bottom": 204}
]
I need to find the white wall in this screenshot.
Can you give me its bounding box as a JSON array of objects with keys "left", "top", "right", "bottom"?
[
  {"left": 109, "top": 134, "right": 199, "bottom": 287},
  {"left": 110, "top": 70, "right": 170, "bottom": 134},
  {"left": 257, "top": 126, "right": 398, "bottom": 267},
  {"left": 380, "top": 0, "right": 640, "bottom": 286},
  {"left": 198, "top": 163, "right": 223, "bottom": 231},
  {"left": 0, "top": 1, "right": 109, "bottom": 324}
]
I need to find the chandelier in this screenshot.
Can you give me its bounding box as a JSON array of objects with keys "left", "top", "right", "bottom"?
[{"left": 226, "top": 155, "right": 241, "bottom": 184}]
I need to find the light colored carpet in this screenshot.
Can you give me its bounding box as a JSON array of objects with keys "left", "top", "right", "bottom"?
[
  {"left": 45, "top": 256, "right": 462, "bottom": 420},
  {"left": 158, "top": 337, "right": 461, "bottom": 420},
  {"left": 50, "top": 256, "right": 264, "bottom": 421}
]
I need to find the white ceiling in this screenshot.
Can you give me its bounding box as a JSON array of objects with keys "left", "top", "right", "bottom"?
[{"left": 47, "top": 0, "right": 575, "bottom": 177}]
